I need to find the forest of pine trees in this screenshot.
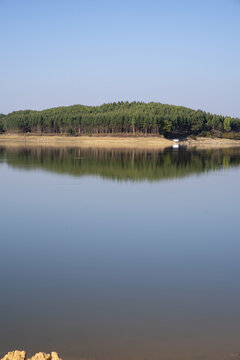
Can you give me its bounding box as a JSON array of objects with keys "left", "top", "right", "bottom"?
[{"left": 0, "top": 102, "right": 240, "bottom": 138}]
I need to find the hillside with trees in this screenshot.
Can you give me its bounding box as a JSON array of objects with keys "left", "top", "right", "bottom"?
[{"left": 0, "top": 102, "right": 240, "bottom": 138}]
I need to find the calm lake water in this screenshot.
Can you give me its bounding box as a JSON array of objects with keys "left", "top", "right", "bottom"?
[{"left": 1, "top": 145, "right": 240, "bottom": 360}]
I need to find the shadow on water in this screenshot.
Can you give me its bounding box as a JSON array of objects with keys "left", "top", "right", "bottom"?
[{"left": 1, "top": 145, "right": 240, "bottom": 181}]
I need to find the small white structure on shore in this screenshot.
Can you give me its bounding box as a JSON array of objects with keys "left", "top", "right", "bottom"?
[{"left": 173, "top": 138, "right": 180, "bottom": 149}]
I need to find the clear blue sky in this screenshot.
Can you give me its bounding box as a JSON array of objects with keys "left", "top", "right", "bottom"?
[{"left": 1, "top": 0, "right": 239, "bottom": 116}]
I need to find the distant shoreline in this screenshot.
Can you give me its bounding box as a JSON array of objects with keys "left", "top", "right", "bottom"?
[
  {"left": 181, "top": 137, "right": 240, "bottom": 148},
  {"left": 0, "top": 134, "right": 240, "bottom": 149},
  {"left": 0, "top": 134, "right": 174, "bottom": 149}
]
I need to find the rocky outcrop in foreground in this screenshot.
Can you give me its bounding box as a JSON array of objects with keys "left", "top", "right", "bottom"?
[{"left": 1, "top": 352, "right": 62, "bottom": 360}]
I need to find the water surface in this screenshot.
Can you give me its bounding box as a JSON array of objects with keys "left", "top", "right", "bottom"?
[{"left": 0, "top": 146, "right": 240, "bottom": 360}]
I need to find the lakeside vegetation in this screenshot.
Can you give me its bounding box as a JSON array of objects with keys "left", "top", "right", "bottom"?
[
  {"left": 1, "top": 146, "right": 240, "bottom": 182},
  {"left": 0, "top": 102, "right": 240, "bottom": 139}
]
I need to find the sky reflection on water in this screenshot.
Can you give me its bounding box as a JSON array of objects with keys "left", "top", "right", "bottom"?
[{"left": 0, "top": 146, "right": 240, "bottom": 360}]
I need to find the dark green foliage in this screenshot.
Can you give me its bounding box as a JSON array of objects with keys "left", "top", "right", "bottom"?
[
  {"left": 1, "top": 102, "right": 240, "bottom": 138},
  {"left": 0, "top": 114, "right": 5, "bottom": 133}
]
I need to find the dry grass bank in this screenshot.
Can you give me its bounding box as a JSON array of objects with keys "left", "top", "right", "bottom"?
[
  {"left": 0, "top": 134, "right": 174, "bottom": 149},
  {"left": 182, "top": 137, "right": 240, "bottom": 148},
  {"left": 1, "top": 134, "right": 240, "bottom": 149}
]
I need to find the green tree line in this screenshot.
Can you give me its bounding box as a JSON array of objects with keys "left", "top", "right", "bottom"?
[{"left": 0, "top": 102, "right": 240, "bottom": 138}]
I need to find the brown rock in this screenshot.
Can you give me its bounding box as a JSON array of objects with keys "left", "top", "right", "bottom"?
[
  {"left": 1, "top": 351, "right": 26, "bottom": 360},
  {"left": 51, "top": 353, "right": 62, "bottom": 360},
  {"left": 27, "top": 353, "right": 50, "bottom": 360},
  {"left": 1, "top": 352, "right": 62, "bottom": 360}
]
